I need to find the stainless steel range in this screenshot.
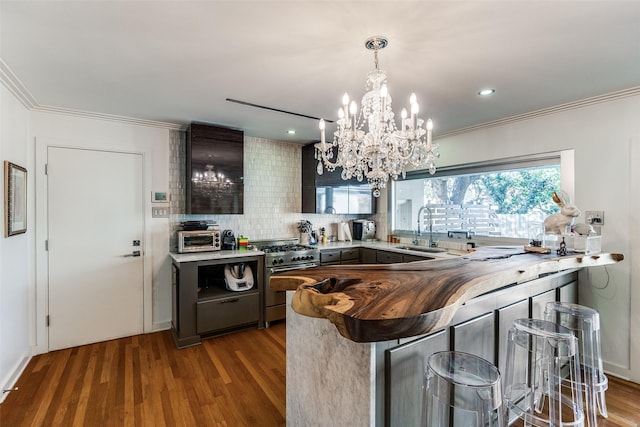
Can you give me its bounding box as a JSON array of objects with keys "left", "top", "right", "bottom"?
[{"left": 254, "top": 239, "right": 319, "bottom": 326}]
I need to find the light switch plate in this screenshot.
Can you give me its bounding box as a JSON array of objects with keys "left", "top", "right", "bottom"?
[{"left": 152, "top": 207, "right": 169, "bottom": 218}]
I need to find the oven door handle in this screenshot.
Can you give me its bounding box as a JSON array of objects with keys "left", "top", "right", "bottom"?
[{"left": 269, "top": 264, "right": 318, "bottom": 274}]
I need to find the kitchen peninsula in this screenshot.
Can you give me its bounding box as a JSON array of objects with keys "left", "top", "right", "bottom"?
[{"left": 271, "top": 246, "right": 624, "bottom": 426}]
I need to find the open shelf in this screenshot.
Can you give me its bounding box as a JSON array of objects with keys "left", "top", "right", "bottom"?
[{"left": 197, "top": 262, "right": 259, "bottom": 302}]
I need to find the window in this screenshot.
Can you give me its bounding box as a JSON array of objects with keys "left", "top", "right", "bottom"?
[{"left": 391, "top": 154, "right": 563, "bottom": 240}]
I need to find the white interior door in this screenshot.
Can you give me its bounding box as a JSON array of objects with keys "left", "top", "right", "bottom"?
[{"left": 47, "top": 147, "right": 144, "bottom": 351}]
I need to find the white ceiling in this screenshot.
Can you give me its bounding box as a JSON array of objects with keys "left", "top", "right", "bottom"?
[{"left": 2, "top": 1, "right": 640, "bottom": 144}]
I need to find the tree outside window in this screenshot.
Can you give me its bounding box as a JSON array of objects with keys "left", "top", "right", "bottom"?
[{"left": 394, "top": 165, "right": 561, "bottom": 239}]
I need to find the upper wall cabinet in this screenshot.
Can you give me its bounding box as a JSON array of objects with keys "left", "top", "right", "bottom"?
[
  {"left": 302, "top": 143, "right": 376, "bottom": 214},
  {"left": 186, "top": 123, "right": 244, "bottom": 214}
]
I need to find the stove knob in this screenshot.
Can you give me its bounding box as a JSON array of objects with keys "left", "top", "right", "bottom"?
[
  {"left": 306, "top": 255, "right": 313, "bottom": 260},
  {"left": 279, "top": 258, "right": 284, "bottom": 264}
]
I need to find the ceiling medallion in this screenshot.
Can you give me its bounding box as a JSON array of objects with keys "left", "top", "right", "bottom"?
[{"left": 316, "top": 36, "right": 438, "bottom": 197}]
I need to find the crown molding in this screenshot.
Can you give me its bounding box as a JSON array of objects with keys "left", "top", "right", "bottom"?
[
  {"left": 3, "top": 58, "right": 639, "bottom": 136},
  {"left": 31, "top": 105, "right": 185, "bottom": 131},
  {"left": 0, "top": 58, "right": 37, "bottom": 108},
  {"left": 1, "top": 58, "right": 184, "bottom": 131},
  {"left": 438, "top": 86, "right": 640, "bottom": 139}
]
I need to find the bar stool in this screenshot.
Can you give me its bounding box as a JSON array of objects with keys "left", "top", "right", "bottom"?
[
  {"left": 503, "top": 318, "right": 584, "bottom": 426},
  {"left": 545, "top": 302, "right": 608, "bottom": 427},
  {"left": 422, "top": 351, "right": 505, "bottom": 426}
]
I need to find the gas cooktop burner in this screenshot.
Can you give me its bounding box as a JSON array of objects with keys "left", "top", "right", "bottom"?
[
  {"left": 253, "top": 239, "right": 319, "bottom": 267},
  {"left": 261, "top": 244, "right": 312, "bottom": 254}
]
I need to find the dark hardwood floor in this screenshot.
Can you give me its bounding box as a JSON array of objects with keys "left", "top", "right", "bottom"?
[{"left": 1, "top": 322, "right": 638, "bottom": 426}]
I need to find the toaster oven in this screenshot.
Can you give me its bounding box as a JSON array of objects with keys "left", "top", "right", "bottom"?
[{"left": 177, "top": 230, "right": 221, "bottom": 253}]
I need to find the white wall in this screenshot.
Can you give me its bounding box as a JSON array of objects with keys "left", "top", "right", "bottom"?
[
  {"left": 0, "top": 84, "right": 32, "bottom": 402},
  {"left": 30, "top": 111, "right": 173, "bottom": 352},
  {"left": 434, "top": 94, "right": 640, "bottom": 381}
]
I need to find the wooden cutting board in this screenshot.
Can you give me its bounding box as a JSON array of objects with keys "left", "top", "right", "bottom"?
[{"left": 270, "top": 246, "right": 623, "bottom": 342}]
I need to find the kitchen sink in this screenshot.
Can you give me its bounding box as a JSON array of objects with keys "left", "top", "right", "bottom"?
[{"left": 396, "top": 245, "right": 448, "bottom": 253}]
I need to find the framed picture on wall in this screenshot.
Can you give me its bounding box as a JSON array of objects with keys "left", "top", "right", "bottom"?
[{"left": 4, "top": 161, "right": 27, "bottom": 237}]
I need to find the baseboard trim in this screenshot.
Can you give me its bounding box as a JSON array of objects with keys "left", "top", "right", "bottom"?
[
  {"left": 153, "top": 321, "right": 171, "bottom": 332},
  {"left": 0, "top": 353, "right": 32, "bottom": 404}
]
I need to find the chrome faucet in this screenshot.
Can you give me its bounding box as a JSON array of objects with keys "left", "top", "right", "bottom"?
[{"left": 416, "top": 205, "right": 436, "bottom": 247}]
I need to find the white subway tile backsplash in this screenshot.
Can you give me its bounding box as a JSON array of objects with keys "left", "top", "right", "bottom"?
[{"left": 168, "top": 132, "right": 386, "bottom": 246}]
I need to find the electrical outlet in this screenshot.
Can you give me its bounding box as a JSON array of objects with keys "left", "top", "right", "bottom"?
[{"left": 585, "top": 210, "right": 604, "bottom": 226}]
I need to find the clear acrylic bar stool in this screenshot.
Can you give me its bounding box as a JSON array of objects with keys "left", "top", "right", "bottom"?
[
  {"left": 503, "top": 318, "right": 584, "bottom": 426},
  {"left": 422, "top": 351, "right": 505, "bottom": 426},
  {"left": 545, "top": 302, "right": 608, "bottom": 427}
]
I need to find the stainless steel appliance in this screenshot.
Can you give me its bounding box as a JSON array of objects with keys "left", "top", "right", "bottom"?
[
  {"left": 177, "top": 229, "right": 221, "bottom": 253},
  {"left": 254, "top": 239, "right": 319, "bottom": 326},
  {"left": 353, "top": 219, "right": 376, "bottom": 240}
]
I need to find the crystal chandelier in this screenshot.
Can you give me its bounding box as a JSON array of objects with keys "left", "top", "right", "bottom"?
[{"left": 315, "top": 36, "right": 439, "bottom": 197}]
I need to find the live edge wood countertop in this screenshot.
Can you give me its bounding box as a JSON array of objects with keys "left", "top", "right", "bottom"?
[{"left": 270, "top": 246, "right": 624, "bottom": 343}]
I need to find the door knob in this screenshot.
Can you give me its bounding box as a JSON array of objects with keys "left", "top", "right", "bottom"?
[{"left": 123, "top": 251, "right": 141, "bottom": 257}]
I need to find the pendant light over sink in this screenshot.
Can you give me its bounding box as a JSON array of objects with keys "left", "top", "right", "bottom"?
[{"left": 315, "top": 36, "right": 439, "bottom": 197}]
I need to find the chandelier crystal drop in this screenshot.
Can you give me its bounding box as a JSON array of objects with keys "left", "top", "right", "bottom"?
[{"left": 315, "top": 36, "right": 439, "bottom": 197}]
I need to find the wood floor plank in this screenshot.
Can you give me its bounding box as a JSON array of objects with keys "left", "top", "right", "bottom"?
[{"left": 0, "top": 321, "right": 636, "bottom": 427}]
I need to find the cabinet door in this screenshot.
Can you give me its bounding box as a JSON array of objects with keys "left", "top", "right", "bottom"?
[
  {"left": 196, "top": 293, "right": 259, "bottom": 334},
  {"left": 186, "top": 123, "right": 244, "bottom": 214},
  {"left": 360, "top": 248, "right": 377, "bottom": 264},
  {"left": 531, "top": 289, "right": 556, "bottom": 320},
  {"left": 341, "top": 248, "right": 360, "bottom": 262},
  {"left": 320, "top": 250, "right": 341, "bottom": 265},
  {"left": 452, "top": 312, "right": 495, "bottom": 363},
  {"left": 385, "top": 330, "right": 449, "bottom": 427},
  {"left": 377, "top": 250, "right": 403, "bottom": 264},
  {"left": 402, "top": 254, "right": 432, "bottom": 263},
  {"left": 559, "top": 281, "right": 578, "bottom": 303},
  {"left": 496, "top": 299, "right": 528, "bottom": 378}
]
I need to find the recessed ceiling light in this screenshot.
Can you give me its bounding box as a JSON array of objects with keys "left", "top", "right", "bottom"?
[
  {"left": 287, "top": 129, "right": 296, "bottom": 135},
  {"left": 478, "top": 88, "right": 496, "bottom": 96}
]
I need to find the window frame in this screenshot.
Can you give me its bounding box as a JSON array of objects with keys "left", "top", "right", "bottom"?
[{"left": 388, "top": 150, "right": 574, "bottom": 246}]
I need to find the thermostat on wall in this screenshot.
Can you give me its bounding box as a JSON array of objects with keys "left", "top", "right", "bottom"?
[{"left": 152, "top": 191, "right": 170, "bottom": 203}]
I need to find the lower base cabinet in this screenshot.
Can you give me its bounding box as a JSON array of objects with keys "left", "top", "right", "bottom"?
[
  {"left": 385, "top": 329, "right": 449, "bottom": 426},
  {"left": 196, "top": 292, "right": 259, "bottom": 334},
  {"left": 382, "top": 270, "right": 579, "bottom": 426},
  {"left": 171, "top": 254, "right": 264, "bottom": 348}
]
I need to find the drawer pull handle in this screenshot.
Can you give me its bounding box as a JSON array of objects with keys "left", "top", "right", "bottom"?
[{"left": 220, "top": 298, "right": 240, "bottom": 304}]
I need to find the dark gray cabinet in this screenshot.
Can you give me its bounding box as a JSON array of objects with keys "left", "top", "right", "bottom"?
[
  {"left": 531, "top": 288, "right": 556, "bottom": 320},
  {"left": 171, "top": 254, "right": 264, "bottom": 348},
  {"left": 301, "top": 143, "right": 376, "bottom": 214},
  {"left": 320, "top": 247, "right": 361, "bottom": 265},
  {"left": 385, "top": 329, "right": 449, "bottom": 426},
  {"left": 376, "top": 250, "right": 404, "bottom": 264},
  {"left": 186, "top": 123, "right": 244, "bottom": 214},
  {"left": 496, "top": 298, "right": 529, "bottom": 377},
  {"left": 452, "top": 312, "right": 495, "bottom": 363},
  {"left": 360, "top": 248, "right": 377, "bottom": 264},
  {"left": 381, "top": 270, "right": 580, "bottom": 426}
]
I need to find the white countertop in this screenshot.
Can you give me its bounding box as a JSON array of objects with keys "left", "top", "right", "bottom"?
[
  {"left": 170, "top": 249, "right": 265, "bottom": 263},
  {"left": 308, "top": 240, "right": 469, "bottom": 258},
  {"left": 169, "top": 240, "right": 468, "bottom": 264}
]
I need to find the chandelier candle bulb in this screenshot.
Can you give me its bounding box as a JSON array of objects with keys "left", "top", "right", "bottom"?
[
  {"left": 315, "top": 35, "right": 440, "bottom": 197},
  {"left": 319, "top": 119, "right": 326, "bottom": 144}
]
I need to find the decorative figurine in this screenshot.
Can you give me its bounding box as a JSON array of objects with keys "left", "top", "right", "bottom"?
[
  {"left": 557, "top": 237, "right": 567, "bottom": 256},
  {"left": 543, "top": 191, "right": 581, "bottom": 234}
]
